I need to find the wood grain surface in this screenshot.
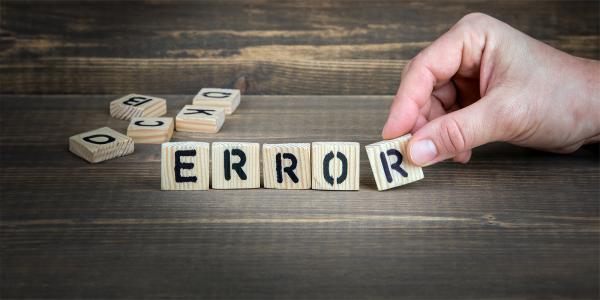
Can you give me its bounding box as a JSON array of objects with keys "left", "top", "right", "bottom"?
[
  {"left": 1, "top": 0, "right": 599, "bottom": 298},
  {"left": 1, "top": 0, "right": 599, "bottom": 95},
  {"left": 1, "top": 95, "right": 598, "bottom": 299}
]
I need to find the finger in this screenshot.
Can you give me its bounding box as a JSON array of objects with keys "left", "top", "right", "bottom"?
[
  {"left": 413, "top": 114, "right": 429, "bottom": 132},
  {"left": 382, "top": 16, "right": 486, "bottom": 139},
  {"left": 407, "top": 95, "right": 499, "bottom": 166},
  {"left": 432, "top": 81, "right": 457, "bottom": 110},
  {"left": 427, "top": 98, "right": 446, "bottom": 121}
]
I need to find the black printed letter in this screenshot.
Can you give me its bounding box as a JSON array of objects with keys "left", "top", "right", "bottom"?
[
  {"left": 380, "top": 149, "right": 408, "bottom": 183},
  {"left": 174, "top": 150, "right": 197, "bottom": 183},
  {"left": 224, "top": 149, "right": 247, "bottom": 181},
  {"left": 83, "top": 134, "right": 115, "bottom": 145},
  {"left": 123, "top": 96, "right": 152, "bottom": 106},
  {"left": 202, "top": 91, "right": 231, "bottom": 99},
  {"left": 276, "top": 153, "right": 299, "bottom": 183},
  {"left": 134, "top": 120, "right": 164, "bottom": 127},
  {"left": 323, "top": 151, "right": 348, "bottom": 185},
  {"left": 184, "top": 109, "right": 215, "bottom": 115}
]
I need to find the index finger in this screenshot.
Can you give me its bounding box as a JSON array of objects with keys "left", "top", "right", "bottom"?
[{"left": 381, "top": 16, "right": 486, "bottom": 139}]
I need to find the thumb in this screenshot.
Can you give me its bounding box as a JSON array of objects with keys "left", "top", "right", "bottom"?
[{"left": 407, "top": 97, "right": 501, "bottom": 166}]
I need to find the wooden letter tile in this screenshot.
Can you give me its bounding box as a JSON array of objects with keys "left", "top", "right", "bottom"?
[
  {"left": 176, "top": 105, "right": 225, "bottom": 133},
  {"left": 366, "top": 134, "right": 424, "bottom": 191},
  {"left": 312, "top": 142, "right": 360, "bottom": 190},
  {"left": 262, "top": 143, "right": 311, "bottom": 189},
  {"left": 69, "top": 127, "right": 134, "bottom": 163},
  {"left": 161, "top": 142, "right": 210, "bottom": 190},
  {"left": 110, "top": 94, "right": 166, "bottom": 120},
  {"left": 192, "top": 88, "right": 240, "bottom": 115},
  {"left": 127, "top": 117, "right": 174, "bottom": 144},
  {"left": 212, "top": 142, "right": 260, "bottom": 189}
]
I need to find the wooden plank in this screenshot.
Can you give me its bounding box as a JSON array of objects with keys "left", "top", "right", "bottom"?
[
  {"left": 0, "top": 0, "right": 598, "bottom": 94},
  {"left": 0, "top": 95, "right": 598, "bottom": 298}
]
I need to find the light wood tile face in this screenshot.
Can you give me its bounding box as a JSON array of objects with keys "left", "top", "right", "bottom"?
[
  {"left": 192, "top": 88, "right": 241, "bottom": 115},
  {"left": 127, "top": 117, "right": 174, "bottom": 144},
  {"left": 110, "top": 94, "right": 166, "bottom": 120},
  {"left": 366, "top": 135, "right": 424, "bottom": 191},
  {"left": 161, "top": 142, "right": 210, "bottom": 190},
  {"left": 312, "top": 142, "right": 360, "bottom": 190},
  {"left": 212, "top": 142, "right": 260, "bottom": 189},
  {"left": 69, "top": 127, "right": 134, "bottom": 163},
  {"left": 262, "top": 143, "right": 311, "bottom": 189},
  {"left": 175, "top": 105, "right": 225, "bottom": 133}
]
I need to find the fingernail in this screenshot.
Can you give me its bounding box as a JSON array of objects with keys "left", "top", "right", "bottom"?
[{"left": 410, "top": 139, "right": 437, "bottom": 166}]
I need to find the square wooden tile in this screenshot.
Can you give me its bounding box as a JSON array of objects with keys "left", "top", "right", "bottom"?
[
  {"left": 192, "top": 88, "right": 240, "bottom": 115},
  {"left": 69, "top": 127, "right": 134, "bottom": 163},
  {"left": 312, "top": 142, "right": 360, "bottom": 190},
  {"left": 110, "top": 94, "right": 166, "bottom": 120},
  {"left": 127, "top": 117, "right": 174, "bottom": 144},
  {"left": 175, "top": 105, "right": 225, "bottom": 133},
  {"left": 263, "top": 143, "right": 311, "bottom": 189},
  {"left": 161, "top": 142, "right": 210, "bottom": 190},
  {"left": 212, "top": 142, "right": 260, "bottom": 189},
  {"left": 366, "top": 134, "right": 424, "bottom": 191}
]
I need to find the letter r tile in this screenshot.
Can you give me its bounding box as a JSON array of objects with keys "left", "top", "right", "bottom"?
[
  {"left": 365, "top": 134, "right": 424, "bottom": 191},
  {"left": 263, "top": 143, "right": 311, "bottom": 189},
  {"left": 212, "top": 142, "right": 260, "bottom": 189}
]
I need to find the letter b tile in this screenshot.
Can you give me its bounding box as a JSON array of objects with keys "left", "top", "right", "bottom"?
[
  {"left": 212, "top": 142, "right": 260, "bottom": 189},
  {"left": 110, "top": 94, "right": 167, "bottom": 121},
  {"left": 161, "top": 142, "right": 210, "bottom": 190},
  {"left": 312, "top": 142, "right": 360, "bottom": 190},
  {"left": 365, "top": 134, "right": 424, "bottom": 191}
]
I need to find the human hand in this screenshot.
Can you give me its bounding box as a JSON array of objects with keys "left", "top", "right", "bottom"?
[{"left": 382, "top": 13, "right": 600, "bottom": 166}]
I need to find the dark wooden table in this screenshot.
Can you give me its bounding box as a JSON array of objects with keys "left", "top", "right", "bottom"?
[
  {"left": 1, "top": 1, "right": 599, "bottom": 299},
  {"left": 1, "top": 95, "right": 598, "bottom": 299}
]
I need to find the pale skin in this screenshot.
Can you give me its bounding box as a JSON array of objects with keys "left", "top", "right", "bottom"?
[{"left": 382, "top": 13, "right": 600, "bottom": 166}]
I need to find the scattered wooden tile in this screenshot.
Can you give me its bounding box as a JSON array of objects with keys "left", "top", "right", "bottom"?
[
  {"left": 312, "top": 142, "right": 360, "bottom": 190},
  {"left": 127, "top": 117, "right": 174, "bottom": 144},
  {"left": 192, "top": 88, "right": 240, "bottom": 115},
  {"left": 366, "top": 134, "right": 424, "bottom": 191},
  {"left": 161, "top": 142, "right": 210, "bottom": 190},
  {"left": 175, "top": 105, "right": 225, "bottom": 133},
  {"left": 212, "top": 142, "right": 260, "bottom": 189},
  {"left": 110, "top": 94, "right": 166, "bottom": 120},
  {"left": 262, "top": 143, "right": 311, "bottom": 189},
  {"left": 69, "top": 127, "right": 134, "bottom": 163}
]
